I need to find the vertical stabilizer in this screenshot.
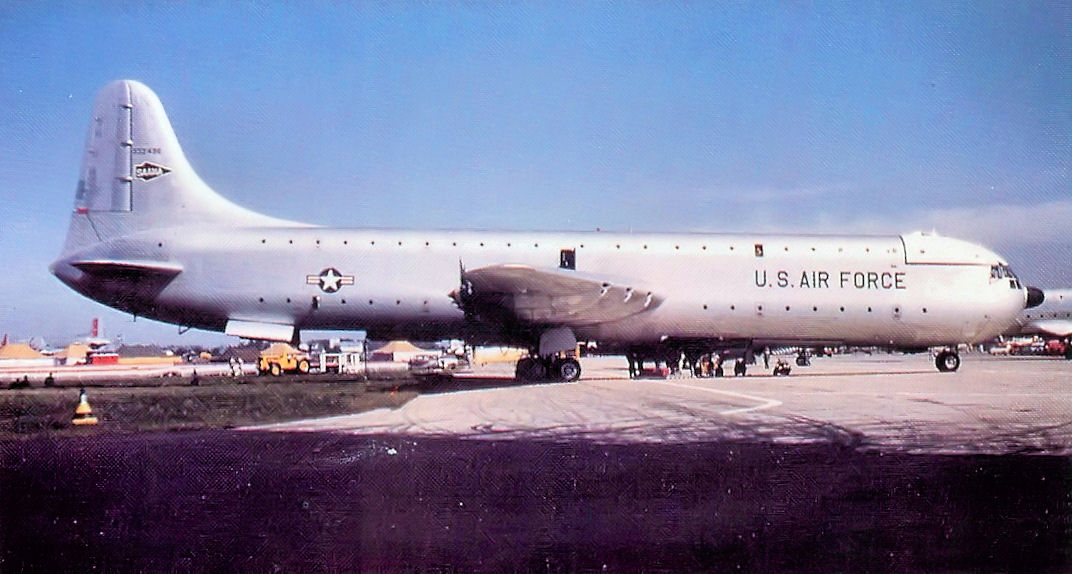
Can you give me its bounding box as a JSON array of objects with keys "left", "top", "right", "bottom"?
[{"left": 64, "top": 80, "right": 303, "bottom": 252}]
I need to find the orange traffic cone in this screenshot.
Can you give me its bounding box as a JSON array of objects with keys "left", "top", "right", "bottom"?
[{"left": 72, "top": 388, "right": 98, "bottom": 425}]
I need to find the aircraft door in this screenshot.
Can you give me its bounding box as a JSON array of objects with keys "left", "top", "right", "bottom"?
[{"left": 559, "top": 249, "right": 576, "bottom": 270}]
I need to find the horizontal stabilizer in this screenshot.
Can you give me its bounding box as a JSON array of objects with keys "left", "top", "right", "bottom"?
[
  {"left": 455, "top": 264, "right": 662, "bottom": 326},
  {"left": 70, "top": 259, "right": 183, "bottom": 278}
]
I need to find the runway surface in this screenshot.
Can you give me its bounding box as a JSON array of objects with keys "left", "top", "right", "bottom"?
[
  {"left": 255, "top": 353, "right": 1072, "bottom": 455},
  {"left": 4, "top": 353, "right": 1071, "bottom": 572}
]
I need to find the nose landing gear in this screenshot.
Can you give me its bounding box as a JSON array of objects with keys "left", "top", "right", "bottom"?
[{"left": 935, "top": 349, "right": 961, "bottom": 372}]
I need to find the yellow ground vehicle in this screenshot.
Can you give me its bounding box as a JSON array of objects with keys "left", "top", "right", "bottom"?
[{"left": 258, "top": 343, "right": 311, "bottom": 376}]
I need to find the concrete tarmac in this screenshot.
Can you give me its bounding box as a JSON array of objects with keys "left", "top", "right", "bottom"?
[
  {"left": 4, "top": 353, "right": 1071, "bottom": 572},
  {"left": 255, "top": 353, "right": 1072, "bottom": 455}
]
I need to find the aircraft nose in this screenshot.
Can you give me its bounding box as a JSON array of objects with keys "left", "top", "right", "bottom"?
[{"left": 1025, "top": 286, "right": 1045, "bottom": 309}]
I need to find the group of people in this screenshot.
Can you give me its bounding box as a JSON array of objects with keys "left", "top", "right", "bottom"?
[
  {"left": 626, "top": 351, "right": 678, "bottom": 378},
  {"left": 7, "top": 373, "right": 56, "bottom": 389},
  {"left": 228, "top": 357, "right": 246, "bottom": 377},
  {"left": 625, "top": 351, "right": 748, "bottom": 379}
]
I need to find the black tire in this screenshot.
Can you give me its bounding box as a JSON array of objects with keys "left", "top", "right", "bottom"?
[
  {"left": 935, "top": 351, "right": 960, "bottom": 372},
  {"left": 297, "top": 359, "right": 310, "bottom": 374},
  {"left": 270, "top": 363, "right": 282, "bottom": 376},
  {"left": 556, "top": 358, "right": 581, "bottom": 382},
  {"left": 515, "top": 357, "right": 545, "bottom": 381}
]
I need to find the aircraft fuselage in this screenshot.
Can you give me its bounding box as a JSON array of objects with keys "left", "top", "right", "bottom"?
[{"left": 54, "top": 223, "right": 1026, "bottom": 348}]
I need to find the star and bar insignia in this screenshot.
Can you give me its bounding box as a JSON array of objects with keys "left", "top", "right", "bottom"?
[{"left": 306, "top": 267, "right": 355, "bottom": 293}]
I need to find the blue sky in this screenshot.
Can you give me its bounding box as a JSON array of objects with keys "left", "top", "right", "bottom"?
[{"left": 0, "top": 2, "right": 1069, "bottom": 346}]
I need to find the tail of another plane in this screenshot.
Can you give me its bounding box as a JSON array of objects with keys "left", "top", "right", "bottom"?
[{"left": 60, "top": 80, "right": 302, "bottom": 255}]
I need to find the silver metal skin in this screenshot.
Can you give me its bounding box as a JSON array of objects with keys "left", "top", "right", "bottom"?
[{"left": 51, "top": 81, "right": 1035, "bottom": 373}]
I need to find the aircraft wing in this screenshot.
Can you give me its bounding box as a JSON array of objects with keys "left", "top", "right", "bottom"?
[
  {"left": 454, "top": 264, "right": 662, "bottom": 326},
  {"left": 1020, "top": 319, "right": 1072, "bottom": 338}
]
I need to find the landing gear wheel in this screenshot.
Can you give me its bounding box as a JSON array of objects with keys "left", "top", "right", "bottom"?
[
  {"left": 515, "top": 357, "right": 546, "bottom": 381},
  {"left": 554, "top": 358, "right": 582, "bottom": 382},
  {"left": 733, "top": 361, "right": 747, "bottom": 377},
  {"left": 935, "top": 350, "right": 960, "bottom": 372}
]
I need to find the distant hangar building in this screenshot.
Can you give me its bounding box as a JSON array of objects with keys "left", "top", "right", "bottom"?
[
  {"left": 0, "top": 343, "right": 54, "bottom": 369},
  {"left": 369, "top": 340, "right": 431, "bottom": 363}
]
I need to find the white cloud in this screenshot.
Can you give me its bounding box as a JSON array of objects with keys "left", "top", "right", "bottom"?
[
  {"left": 916, "top": 200, "right": 1072, "bottom": 247},
  {"left": 719, "top": 199, "right": 1072, "bottom": 249}
]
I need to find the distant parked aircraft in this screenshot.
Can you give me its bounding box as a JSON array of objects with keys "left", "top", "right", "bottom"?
[{"left": 1011, "top": 289, "right": 1072, "bottom": 339}]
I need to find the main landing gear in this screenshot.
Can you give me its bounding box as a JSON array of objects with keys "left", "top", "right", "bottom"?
[
  {"left": 934, "top": 349, "right": 961, "bottom": 372},
  {"left": 515, "top": 356, "right": 582, "bottom": 382}
]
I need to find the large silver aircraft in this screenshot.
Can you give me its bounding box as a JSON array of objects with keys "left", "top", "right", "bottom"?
[{"left": 51, "top": 80, "right": 1043, "bottom": 380}]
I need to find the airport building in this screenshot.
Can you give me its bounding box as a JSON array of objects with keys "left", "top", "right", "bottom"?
[
  {"left": 0, "top": 343, "right": 54, "bottom": 369},
  {"left": 369, "top": 340, "right": 431, "bottom": 363}
]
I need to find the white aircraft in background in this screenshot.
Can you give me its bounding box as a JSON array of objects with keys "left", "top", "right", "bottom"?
[
  {"left": 51, "top": 80, "right": 1042, "bottom": 381},
  {"left": 1011, "top": 289, "right": 1072, "bottom": 339},
  {"left": 1003, "top": 288, "right": 1072, "bottom": 359}
]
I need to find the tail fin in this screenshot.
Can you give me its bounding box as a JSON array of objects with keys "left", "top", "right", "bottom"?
[{"left": 64, "top": 80, "right": 301, "bottom": 250}]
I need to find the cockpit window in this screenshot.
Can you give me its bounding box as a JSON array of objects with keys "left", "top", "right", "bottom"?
[{"left": 991, "top": 265, "right": 1022, "bottom": 289}]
